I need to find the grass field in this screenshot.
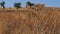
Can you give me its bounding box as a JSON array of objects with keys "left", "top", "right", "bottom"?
[{"left": 0, "top": 7, "right": 60, "bottom": 34}]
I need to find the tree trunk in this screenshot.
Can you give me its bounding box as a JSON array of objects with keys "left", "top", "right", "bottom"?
[{"left": 3, "top": 6, "right": 5, "bottom": 11}]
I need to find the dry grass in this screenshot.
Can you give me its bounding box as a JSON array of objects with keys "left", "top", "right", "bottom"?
[{"left": 0, "top": 7, "right": 60, "bottom": 34}]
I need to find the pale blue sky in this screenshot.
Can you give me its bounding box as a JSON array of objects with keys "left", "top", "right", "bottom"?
[{"left": 0, "top": 0, "right": 60, "bottom": 8}]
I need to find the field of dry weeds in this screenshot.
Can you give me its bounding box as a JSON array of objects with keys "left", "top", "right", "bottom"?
[{"left": 0, "top": 7, "right": 60, "bottom": 34}]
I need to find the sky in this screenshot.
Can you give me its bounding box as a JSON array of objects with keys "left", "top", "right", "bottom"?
[{"left": 0, "top": 0, "right": 60, "bottom": 8}]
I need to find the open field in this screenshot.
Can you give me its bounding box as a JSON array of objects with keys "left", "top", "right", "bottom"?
[{"left": 0, "top": 7, "right": 60, "bottom": 34}]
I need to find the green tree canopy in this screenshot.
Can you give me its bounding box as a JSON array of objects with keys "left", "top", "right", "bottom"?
[
  {"left": 26, "top": 1, "right": 34, "bottom": 7},
  {"left": 14, "top": 2, "right": 21, "bottom": 9}
]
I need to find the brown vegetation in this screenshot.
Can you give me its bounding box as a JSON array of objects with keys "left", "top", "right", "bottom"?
[{"left": 0, "top": 6, "right": 60, "bottom": 34}]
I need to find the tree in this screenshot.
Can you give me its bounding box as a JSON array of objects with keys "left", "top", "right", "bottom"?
[
  {"left": 0, "top": 1, "right": 5, "bottom": 11},
  {"left": 1, "top": 1, "right": 5, "bottom": 8},
  {"left": 26, "top": 1, "right": 34, "bottom": 7},
  {"left": 14, "top": 2, "right": 21, "bottom": 9},
  {"left": 26, "top": 1, "right": 31, "bottom": 6}
]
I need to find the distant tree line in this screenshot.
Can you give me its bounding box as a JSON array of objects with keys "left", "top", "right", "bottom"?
[{"left": 0, "top": 1, "right": 35, "bottom": 9}]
